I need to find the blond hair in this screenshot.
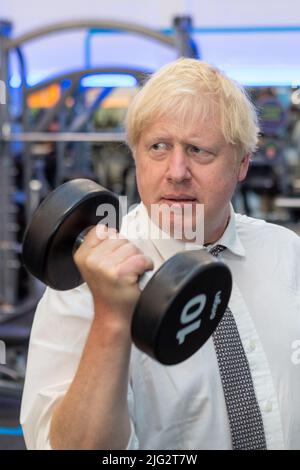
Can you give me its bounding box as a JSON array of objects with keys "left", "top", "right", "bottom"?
[{"left": 125, "top": 58, "right": 259, "bottom": 156}]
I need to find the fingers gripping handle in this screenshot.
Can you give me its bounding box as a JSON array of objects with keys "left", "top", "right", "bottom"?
[
  {"left": 73, "top": 226, "right": 155, "bottom": 290},
  {"left": 72, "top": 226, "right": 95, "bottom": 255},
  {"left": 138, "top": 269, "right": 154, "bottom": 290},
  {"left": 127, "top": 237, "right": 155, "bottom": 291}
]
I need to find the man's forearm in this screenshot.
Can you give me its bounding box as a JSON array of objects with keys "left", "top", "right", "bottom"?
[{"left": 49, "top": 311, "right": 132, "bottom": 450}]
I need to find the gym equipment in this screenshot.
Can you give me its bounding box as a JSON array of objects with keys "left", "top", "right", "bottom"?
[
  {"left": 0, "top": 17, "right": 183, "bottom": 314},
  {"left": 22, "top": 179, "right": 232, "bottom": 365},
  {"left": 23, "top": 179, "right": 121, "bottom": 290}
]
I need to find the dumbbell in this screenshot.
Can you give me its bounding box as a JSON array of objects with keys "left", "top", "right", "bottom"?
[{"left": 22, "top": 179, "right": 232, "bottom": 365}]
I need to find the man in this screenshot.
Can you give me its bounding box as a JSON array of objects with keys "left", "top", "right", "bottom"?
[{"left": 21, "top": 58, "right": 300, "bottom": 450}]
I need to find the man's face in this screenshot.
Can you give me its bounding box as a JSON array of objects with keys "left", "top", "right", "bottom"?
[{"left": 134, "top": 115, "right": 250, "bottom": 244}]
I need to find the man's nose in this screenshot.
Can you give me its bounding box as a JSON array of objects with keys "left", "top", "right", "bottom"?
[{"left": 166, "top": 147, "right": 191, "bottom": 183}]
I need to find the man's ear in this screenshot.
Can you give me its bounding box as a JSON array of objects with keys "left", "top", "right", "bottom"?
[{"left": 238, "top": 154, "right": 251, "bottom": 182}]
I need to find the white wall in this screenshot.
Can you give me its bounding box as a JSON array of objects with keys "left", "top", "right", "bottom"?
[
  {"left": 1, "top": 0, "right": 300, "bottom": 86},
  {"left": 2, "top": 0, "right": 300, "bottom": 32}
]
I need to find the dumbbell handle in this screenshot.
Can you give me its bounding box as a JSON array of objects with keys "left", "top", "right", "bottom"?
[{"left": 73, "top": 227, "right": 95, "bottom": 255}]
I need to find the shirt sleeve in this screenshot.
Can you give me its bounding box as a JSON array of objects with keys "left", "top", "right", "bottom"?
[{"left": 20, "top": 285, "right": 138, "bottom": 450}]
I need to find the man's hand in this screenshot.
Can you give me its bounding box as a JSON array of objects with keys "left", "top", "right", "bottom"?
[{"left": 74, "top": 224, "right": 154, "bottom": 324}]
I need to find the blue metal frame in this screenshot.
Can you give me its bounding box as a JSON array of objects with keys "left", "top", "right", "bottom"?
[
  {"left": 0, "top": 426, "right": 23, "bottom": 436},
  {"left": 84, "top": 24, "right": 300, "bottom": 68},
  {"left": 162, "top": 25, "right": 300, "bottom": 34}
]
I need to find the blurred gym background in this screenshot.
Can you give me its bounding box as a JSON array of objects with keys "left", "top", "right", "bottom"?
[{"left": 1, "top": 0, "right": 300, "bottom": 450}]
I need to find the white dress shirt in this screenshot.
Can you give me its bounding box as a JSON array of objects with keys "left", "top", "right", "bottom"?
[{"left": 20, "top": 203, "right": 300, "bottom": 450}]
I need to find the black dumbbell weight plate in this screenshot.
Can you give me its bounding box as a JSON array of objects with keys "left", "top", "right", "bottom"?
[
  {"left": 23, "top": 179, "right": 120, "bottom": 290},
  {"left": 132, "top": 250, "right": 232, "bottom": 365}
]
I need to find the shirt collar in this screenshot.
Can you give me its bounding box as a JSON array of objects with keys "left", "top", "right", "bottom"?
[{"left": 138, "top": 202, "right": 246, "bottom": 261}]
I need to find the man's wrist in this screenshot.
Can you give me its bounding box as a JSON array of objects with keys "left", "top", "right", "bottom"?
[{"left": 92, "top": 303, "right": 132, "bottom": 342}]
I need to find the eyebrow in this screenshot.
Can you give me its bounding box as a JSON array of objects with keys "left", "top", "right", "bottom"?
[
  {"left": 144, "top": 134, "right": 224, "bottom": 151},
  {"left": 145, "top": 130, "right": 222, "bottom": 142},
  {"left": 145, "top": 134, "right": 171, "bottom": 142}
]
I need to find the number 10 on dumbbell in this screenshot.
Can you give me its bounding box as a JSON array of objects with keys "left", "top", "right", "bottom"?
[{"left": 22, "top": 179, "right": 232, "bottom": 365}]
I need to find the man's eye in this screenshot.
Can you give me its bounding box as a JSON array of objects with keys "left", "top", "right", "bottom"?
[
  {"left": 188, "top": 146, "right": 215, "bottom": 159},
  {"left": 152, "top": 142, "right": 167, "bottom": 151},
  {"left": 189, "top": 146, "right": 205, "bottom": 154}
]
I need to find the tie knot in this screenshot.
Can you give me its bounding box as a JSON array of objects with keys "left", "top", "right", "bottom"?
[{"left": 209, "top": 244, "right": 227, "bottom": 257}]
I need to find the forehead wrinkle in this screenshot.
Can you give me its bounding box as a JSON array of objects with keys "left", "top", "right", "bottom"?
[{"left": 142, "top": 118, "right": 225, "bottom": 148}]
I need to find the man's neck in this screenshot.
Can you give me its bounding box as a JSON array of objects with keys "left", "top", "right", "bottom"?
[{"left": 203, "top": 209, "right": 231, "bottom": 246}]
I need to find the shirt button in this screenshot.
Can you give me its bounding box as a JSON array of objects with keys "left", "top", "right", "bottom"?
[
  {"left": 249, "top": 339, "right": 256, "bottom": 352},
  {"left": 263, "top": 400, "right": 273, "bottom": 412}
]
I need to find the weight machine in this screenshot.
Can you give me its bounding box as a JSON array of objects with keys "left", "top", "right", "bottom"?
[{"left": 0, "top": 16, "right": 198, "bottom": 313}]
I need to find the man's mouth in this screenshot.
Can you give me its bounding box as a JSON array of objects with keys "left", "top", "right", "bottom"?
[{"left": 161, "top": 195, "right": 197, "bottom": 204}]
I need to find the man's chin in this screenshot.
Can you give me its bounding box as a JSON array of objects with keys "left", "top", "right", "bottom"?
[
  {"left": 147, "top": 201, "right": 205, "bottom": 244},
  {"left": 158, "top": 199, "right": 199, "bottom": 209}
]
